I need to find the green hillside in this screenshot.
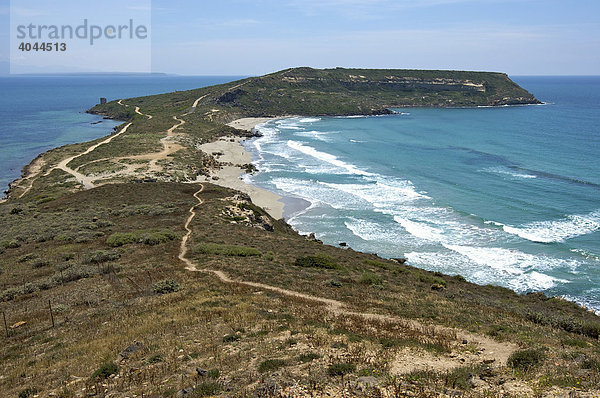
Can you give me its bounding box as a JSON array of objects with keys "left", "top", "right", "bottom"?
[{"left": 1, "top": 68, "right": 597, "bottom": 398}]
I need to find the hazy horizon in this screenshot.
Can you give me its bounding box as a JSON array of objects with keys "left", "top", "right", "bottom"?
[{"left": 1, "top": 1, "right": 599, "bottom": 76}]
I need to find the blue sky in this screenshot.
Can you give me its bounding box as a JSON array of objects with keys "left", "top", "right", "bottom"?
[{"left": 1, "top": 0, "right": 599, "bottom": 75}]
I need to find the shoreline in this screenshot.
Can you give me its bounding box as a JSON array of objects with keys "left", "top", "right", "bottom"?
[
  {"left": 198, "top": 117, "right": 286, "bottom": 219},
  {"left": 2, "top": 103, "right": 598, "bottom": 316}
]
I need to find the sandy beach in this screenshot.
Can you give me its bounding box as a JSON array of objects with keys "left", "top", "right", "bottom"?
[{"left": 198, "top": 117, "right": 284, "bottom": 219}]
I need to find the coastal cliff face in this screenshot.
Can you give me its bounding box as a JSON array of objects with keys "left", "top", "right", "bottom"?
[
  {"left": 2, "top": 68, "right": 599, "bottom": 397},
  {"left": 200, "top": 67, "right": 541, "bottom": 117},
  {"left": 246, "top": 67, "right": 541, "bottom": 110}
]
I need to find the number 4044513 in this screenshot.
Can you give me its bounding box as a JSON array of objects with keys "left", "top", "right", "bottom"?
[{"left": 18, "top": 42, "right": 66, "bottom": 51}]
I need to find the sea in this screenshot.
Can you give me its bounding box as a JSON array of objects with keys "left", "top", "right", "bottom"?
[
  {"left": 244, "top": 76, "right": 600, "bottom": 313},
  {"left": 0, "top": 75, "right": 242, "bottom": 194},
  {"left": 0, "top": 75, "right": 598, "bottom": 313}
]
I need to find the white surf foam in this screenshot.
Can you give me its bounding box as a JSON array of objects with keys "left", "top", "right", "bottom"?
[
  {"left": 503, "top": 209, "right": 600, "bottom": 243},
  {"left": 484, "top": 166, "right": 537, "bottom": 179},
  {"left": 287, "top": 140, "right": 375, "bottom": 176},
  {"left": 407, "top": 247, "right": 570, "bottom": 292},
  {"left": 271, "top": 177, "right": 367, "bottom": 210},
  {"left": 322, "top": 180, "right": 428, "bottom": 208},
  {"left": 298, "top": 117, "right": 321, "bottom": 123},
  {"left": 395, "top": 217, "right": 445, "bottom": 242},
  {"left": 294, "top": 130, "right": 336, "bottom": 142}
]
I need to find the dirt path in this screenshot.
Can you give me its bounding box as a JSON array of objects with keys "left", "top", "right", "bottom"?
[
  {"left": 135, "top": 106, "right": 152, "bottom": 119},
  {"left": 12, "top": 95, "right": 208, "bottom": 195},
  {"left": 179, "top": 184, "right": 518, "bottom": 373},
  {"left": 41, "top": 122, "right": 133, "bottom": 189},
  {"left": 52, "top": 95, "right": 209, "bottom": 187},
  {"left": 178, "top": 185, "right": 205, "bottom": 269},
  {"left": 17, "top": 156, "right": 46, "bottom": 198}
]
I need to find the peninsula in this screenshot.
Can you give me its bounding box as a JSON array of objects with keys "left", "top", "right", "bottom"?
[{"left": 1, "top": 68, "right": 598, "bottom": 397}]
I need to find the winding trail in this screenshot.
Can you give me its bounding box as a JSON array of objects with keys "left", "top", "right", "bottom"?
[
  {"left": 135, "top": 106, "right": 152, "bottom": 119},
  {"left": 14, "top": 95, "right": 209, "bottom": 196},
  {"left": 43, "top": 122, "right": 133, "bottom": 189},
  {"left": 178, "top": 184, "right": 518, "bottom": 371},
  {"left": 17, "top": 157, "right": 46, "bottom": 198},
  {"left": 33, "top": 96, "right": 208, "bottom": 190}
]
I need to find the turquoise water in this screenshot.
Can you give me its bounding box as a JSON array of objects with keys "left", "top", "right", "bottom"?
[
  {"left": 246, "top": 76, "right": 600, "bottom": 312},
  {"left": 0, "top": 75, "right": 242, "bottom": 193}
]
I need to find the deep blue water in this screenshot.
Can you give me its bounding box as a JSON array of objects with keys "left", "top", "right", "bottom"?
[
  {"left": 246, "top": 76, "right": 600, "bottom": 312},
  {"left": 0, "top": 75, "right": 242, "bottom": 193},
  {"left": 1, "top": 75, "right": 598, "bottom": 312}
]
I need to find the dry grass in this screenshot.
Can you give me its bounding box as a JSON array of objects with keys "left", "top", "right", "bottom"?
[{"left": 1, "top": 183, "right": 599, "bottom": 397}]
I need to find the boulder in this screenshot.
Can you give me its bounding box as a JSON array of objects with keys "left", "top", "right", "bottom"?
[
  {"left": 196, "top": 367, "right": 208, "bottom": 377},
  {"left": 176, "top": 388, "right": 194, "bottom": 397},
  {"left": 118, "top": 342, "right": 144, "bottom": 360}
]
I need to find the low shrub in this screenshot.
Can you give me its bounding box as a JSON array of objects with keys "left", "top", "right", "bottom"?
[
  {"left": 140, "top": 230, "right": 177, "bottom": 245},
  {"left": 525, "top": 311, "right": 600, "bottom": 339},
  {"left": 443, "top": 365, "right": 480, "bottom": 390},
  {"left": 193, "top": 382, "right": 221, "bottom": 397},
  {"left": 416, "top": 272, "right": 447, "bottom": 287},
  {"left": 263, "top": 251, "right": 275, "bottom": 261},
  {"left": 298, "top": 352, "right": 321, "bottom": 363},
  {"left": 508, "top": 349, "right": 545, "bottom": 371},
  {"left": 31, "top": 259, "right": 50, "bottom": 268},
  {"left": 106, "top": 232, "right": 137, "bottom": 247},
  {"left": 18, "top": 389, "right": 37, "bottom": 398},
  {"left": 0, "top": 287, "right": 21, "bottom": 302},
  {"left": 222, "top": 334, "right": 241, "bottom": 343},
  {"left": 582, "top": 358, "right": 600, "bottom": 372},
  {"left": 56, "top": 266, "right": 96, "bottom": 283},
  {"left": 19, "top": 253, "right": 38, "bottom": 263},
  {"left": 328, "top": 362, "right": 356, "bottom": 377},
  {"left": 562, "top": 337, "right": 588, "bottom": 348},
  {"left": 145, "top": 354, "right": 164, "bottom": 364},
  {"left": 194, "top": 243, "right": 261, "bottom": 257},
  {"left": 4, "top": 239, "right": 21, "bottom": 249},
  {"left": 325, "top": 279, "right": 342, "bottom": 287},
  {"left": 258, "top": 359, "right": 287, "bottom": 373},
  {"left": 22, "top": 282, "right": 37, "bottom": 295},
  {"left": 61, "top": 252, "right": 75, "bottom": 261},
  {"left": 91, "top": 362, "right": 118, "bottom": 380},
  {"left": 207, "top": 368, "right": 220, "bottom": 378},
  {"left": 360, "top": 272, "right": 382, "bottom": 285},
  {"left": 152, "top": 279, "right": 181, "bottom": 294},
  {"left": 84, "top": 250, "right": 120, "bottom": 264},
  {"left": 107, "top": 229, "right": 177, "bottom": 247},
  {"left": 294, "top": 254, "right": 338, "bottom": 269}
]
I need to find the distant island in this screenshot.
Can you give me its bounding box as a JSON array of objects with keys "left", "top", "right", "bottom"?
[{"left": 1, "top": 68, "right": 598, "bottom": 398}]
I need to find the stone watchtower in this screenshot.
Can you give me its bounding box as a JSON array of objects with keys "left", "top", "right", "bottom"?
[{"left": 100, "top": 97, "right": 107, "bottom": 105}]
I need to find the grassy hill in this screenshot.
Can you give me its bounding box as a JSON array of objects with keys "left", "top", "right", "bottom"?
[
  {"left": 91, "top": 67, "right": 540, "bottom": 120},
  {"left": 1, "top": 68, "right": 598, "bottom": 397}
]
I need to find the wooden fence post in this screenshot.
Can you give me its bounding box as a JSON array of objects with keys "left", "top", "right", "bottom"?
[
  {"left": 48, "top": 300, "right": 55, "bottom": 328},
  {"left": 2, "top": 311, "right": 8, "bottom": 338}
]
